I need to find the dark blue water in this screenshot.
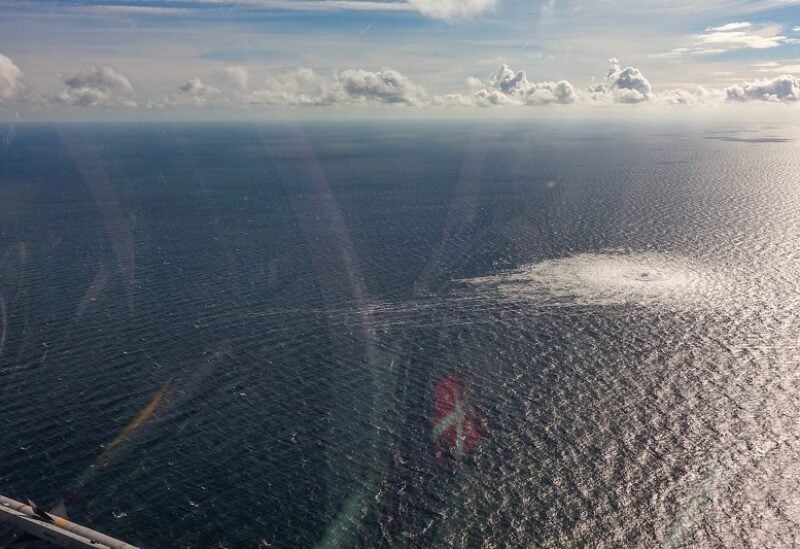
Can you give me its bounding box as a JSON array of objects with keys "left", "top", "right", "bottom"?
[{"left": 2, "top": 121, "right": 800, "bottom": 548}]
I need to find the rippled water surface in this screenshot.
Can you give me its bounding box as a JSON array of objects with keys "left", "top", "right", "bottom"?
[{"left": 1, "top": 121, "right": 800, "bottom": 548}]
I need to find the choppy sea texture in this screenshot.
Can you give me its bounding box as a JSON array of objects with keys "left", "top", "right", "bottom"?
[{"left": 2, "top": 121, "right": 800, "bottom": 548}]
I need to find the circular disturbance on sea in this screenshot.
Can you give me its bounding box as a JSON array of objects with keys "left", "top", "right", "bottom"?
[{"left": 460, "top": 251, "right": 734, "bottom": 308}]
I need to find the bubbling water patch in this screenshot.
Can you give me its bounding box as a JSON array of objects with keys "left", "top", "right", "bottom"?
[{"left": 461, "top": 252, "right": 731, "bottom": 307}]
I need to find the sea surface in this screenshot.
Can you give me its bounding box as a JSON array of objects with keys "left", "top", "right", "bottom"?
[{"left": 1, "top": 120, "right": 800, "bottom": 548}]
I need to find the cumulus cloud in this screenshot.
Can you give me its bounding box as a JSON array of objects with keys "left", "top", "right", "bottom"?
[
  {"left": 726, "top": 74, "right": 800, "bottom": 102},
  {"left": 589, "top": 58, "right": 652, "bottom": 104},
  {"left": 338, "top": 68, "right": 424, "bottom": 104},
  {"left": 57, "top": 66, "right": 136, "bottom": 106},
  {"left": 431, "top": 92, "right": 475, "bottom": 107},
  {"left": 35, "top": 57, "right": 800, "bottom": 112},
  {"left": 180, "top": 77, "right": 219, "bottom": 95},
  {"left": 223, "top": 65, "right": 249, "bottom": 90},
  {"left": 407, "top": 0, "right": 496, "bottom": 21},
  {"left": 583, "top": 58, "right": 799, "bottom": 107},
  {"left": 246, "top": 67, "right": 425, "bottom": 106},
  {"left": 656, "top": 86, "right": 722, "bottom": 106},
  {"left": 247, "top": 68, "right": 343, "bottom": 106},
  {"left": 0, "top": 54, "right": 23, "bottom": 100},
  {"left": 175, "top": 77, "right": 222, "bottom": 105},
  {"left": 467, "top": 64, "right": 576, "bottom": 106},
  {"left": 164, "top": 67, "right": 249, "bottom": 107}
]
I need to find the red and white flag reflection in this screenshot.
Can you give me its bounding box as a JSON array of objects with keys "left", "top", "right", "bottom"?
[{"left": 432, "top": 373, "right": 482, "bottom": 459}]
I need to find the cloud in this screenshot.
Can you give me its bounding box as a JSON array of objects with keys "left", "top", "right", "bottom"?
[
  {"left": 57, "top": 66, "right": 136, "bottom": 106},
  {"left": 71, "top": 5, "right": 190, "bottom": 15},
  {"left": 175, "top": 77, "right": 222, "bottom": 105},
  {"left": 29, "top": 57, "right": 800, "bottom": 113},
  {"left": 238, "top": 66, "right": 800, "bottom": 109},
  {"left": 247, "top": 68, "right": 338, "bottom": 106},
  {"left": 590, "top": 58, "right": 652, "bottom": 104},
  {"left": 166, "top": 68, "right": 248, "bottom": 107},
  {"left": 706, "top": 22, "right": 752, "bottom": 32},
  {"left": 337, "top": 68, "right": 425, "bottom": 104},
  {"left": 245, "top": 67, "right": 424, "bottom": 106},
  {"left": 223, "top": 65, "right": 249, "bottom": 90},
  {"left": 585, "top": 60, "right": 799, "bottom": 107},
  {"left": 179, "top": 77, "right": 219, "bottom": 95},
  {"left": 431, "top": 92, "right": 475, "bottom": 107},
  {"left": 697, "top": 28, "right": 790, "bottom": 50},
  {"left": 755, "top": 60, "right": 800, "bottom": 73},
  {"left": 56, "top": 0, "right": 415, "bottom": 15},
  {"left": 663, "top": 22, "right": 800, "bottom": 56},
  {"left": 726, "top": 74, "right": 800, "bottom": 102},
  {"left": 157, "top": 0, "right": 417, "bottom": 13},
  {"left": 407, "top": 0, "right": 496, "bottom": 21},
  {"left": 468, "top": 64, "right": 576, "bottom": 106},
  {"left": 177, "top": 0, "right": 490, "bottom": 19},
  {"left": 0, "top": 54, "right": 23, "bottom": 100},
  {"left": 656, "top": 86, "right": 722, "bottom": 105}
]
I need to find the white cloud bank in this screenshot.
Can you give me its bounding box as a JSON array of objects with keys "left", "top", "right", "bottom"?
[
  {"left": 57, "top": 66, "right": 136, "bottom": 106},
  {"left": 726, "top": 74, "right": 800, "bottom": 102},
  {"left": 1, "top": 53, "right": 799, "bottom": 113},
  {"left": 237, "top": 65, "right": 800, "bottom": 107},
  {"left": 0, "top": 54, "right": 23, "bottom": 100},
  {"left": 243, "top": 67, "right": 426, "bottom": 106},
  {"left": 585, "top": 58, "right": 799, "bottom": 105},
  {"left": 180, "top": 64, "right": 574, "bottom": 108}
]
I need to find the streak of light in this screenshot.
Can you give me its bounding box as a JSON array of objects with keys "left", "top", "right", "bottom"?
[
  {"left": 98, "top": 381, "right": 172, "bottom": 466},
  {"left": 0, "top": 292, "right": 6, "bottom": 360},
  {"left": 75, "top": 262, "right": 110, "bottom": 320},
  {"left": 59, "top": 129, "right": 136, "bottom": 311},
  {"left": 70, "top": 381, "right": 173, "bottom": 493},
  {"left": 359, "top": 20, "right": 376, "bottom": 35}
]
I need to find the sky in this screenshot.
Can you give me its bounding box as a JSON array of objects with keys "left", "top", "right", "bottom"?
[{"left": 0, "top": 0, "right": 799, "bottom": 119}]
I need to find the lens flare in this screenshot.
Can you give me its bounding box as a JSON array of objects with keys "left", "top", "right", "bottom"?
[
  {"left": 99, "top": 381, "right": 172, "bottom": 466},
  {"left": 0, "top": 292, "right": 6, "bottom": 360}
]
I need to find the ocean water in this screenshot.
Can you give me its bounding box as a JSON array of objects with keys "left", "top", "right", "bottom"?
[{"left": 1, "top": 120, "right": 800, "bottom": 548}]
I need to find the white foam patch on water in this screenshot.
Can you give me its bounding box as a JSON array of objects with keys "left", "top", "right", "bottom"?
[{"left": 461, "top": 252, "right": 727, "bottom": 307}]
